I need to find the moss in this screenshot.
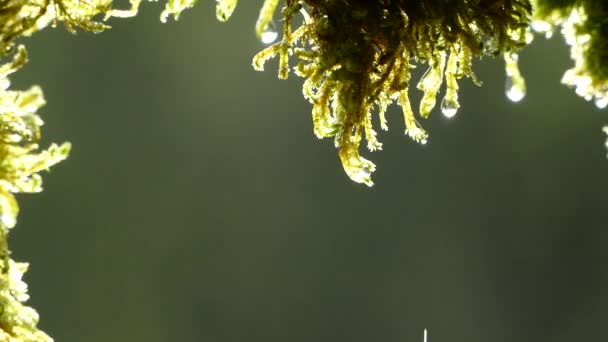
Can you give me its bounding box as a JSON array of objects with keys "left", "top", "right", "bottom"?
[
  {"left": 0, "top": 0, "right": 197, "bottom": 339},
  {"left": 0, "top": 45, "right": 69, "bottom": 341},
  {"left": 248, "top": 0, "right": 608, "bottom": 185},
  {"left": 532, "top": 0, "right": 608, "bottom": 107},
  {"left": 253, "top": 0, "right": 531, "bottom": 185},
  {"left": 0, "top": 0, "right": 604, "bottom": 338}
]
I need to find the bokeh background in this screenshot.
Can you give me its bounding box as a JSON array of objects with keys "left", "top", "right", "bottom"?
[{"left": 7, "top": 1, "right": 608, "bottom": 342}]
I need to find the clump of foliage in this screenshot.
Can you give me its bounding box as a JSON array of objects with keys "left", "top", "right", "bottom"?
[
  {"left": 248, "top": 0, "right": 607, "bottom": 186},
  {"left": 252, "top": 0, "right": 531, "bottom": 186},
  {"left": 0, "top": 0, "right": 196, "bottom": 339},
  {"left": 0, "top": 0, "right": 605, "bottom": 340},
  {"left": 0, "top": 47, "right": 70, "bottom": 341},
  {"left": 531, "top": 0, "right": 608, "bottom": 107}
]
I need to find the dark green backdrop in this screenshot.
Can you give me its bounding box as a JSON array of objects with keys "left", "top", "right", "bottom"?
[{"left": 8, "top": 1, "right": 608, "bottom": 341}]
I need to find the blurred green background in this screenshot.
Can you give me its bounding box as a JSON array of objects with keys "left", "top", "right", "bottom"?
[{"left": 7, "top": 1, "right": 608, "bottom": 341}]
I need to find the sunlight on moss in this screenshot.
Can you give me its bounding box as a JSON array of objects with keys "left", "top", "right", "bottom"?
[
  {"left": 253, "top": 0, "right": 531, "bottom": 186},
  {"left": 0, "top": 45, "right": 69, "bottom": 341},
  {"left": 0, "top": 0, "right": 605, "bottom": 338},
  {"left": 531, "top": 0, "right": 608, "bottom": 108}
]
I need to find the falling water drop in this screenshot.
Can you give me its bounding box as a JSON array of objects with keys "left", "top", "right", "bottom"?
[
  {"left": 440, "top": 96, "right": 459, "bottom": 118},
  {"left": 505, "top": 75, "right": 526, "bottom": 102}
]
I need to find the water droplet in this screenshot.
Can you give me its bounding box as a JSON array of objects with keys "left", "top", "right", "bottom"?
[
  {"left": 440, "top": 96, "right": 458, "bottom": 118},
  {"left": 351, "top": 166, "right": 372, "bottom": 185},
  {"left": 505, "top": 76, "right": 525, "bottom": 102},
  {"left": 405, "top": 128, "right": 428, "bottom": 145},
  {"left": 260, "top": 20, "right": 279, "bottom": 44},
  {"left": 260, "top": 29, "right": 278, "bottom": 44},
  {"left": 595, "top": 97, "right": 608, "bottom": 109}
]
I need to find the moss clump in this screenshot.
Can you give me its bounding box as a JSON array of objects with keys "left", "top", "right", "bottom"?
[
  {"left": 0, "top": 0, "right": 605, "bottom": 336},
  {"left": 531, "top": 0, "right": 608, "bottom": 108},
  {"left": 252, "top": 0, "right": 531, "bottom": 185},
  {"left": 0, "top": 0, "right": 198, "bottom": 339},
  {"left": 0, "top": 45, "right": 70, "bottom": 342}
]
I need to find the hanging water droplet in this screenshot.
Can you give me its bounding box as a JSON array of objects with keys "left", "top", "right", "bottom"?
[
  {"left": 405, "top": 128, "right": 428, "bottom": 145},
  {"left": 505, "top": 75, "right": 525, "bottom": 102},
  {"left": 260, "top": 29, "right": 278, "bottom": 44},
  {"left": 260, "top": 20, "right": 278, "bottom": 44},
  {"left": 351, "top": 166, "right": 372, "bottom": 186},
  {"left": 596, "top": 97, "right": 608, "bottom": 109},
  {"left": 440, "top": 96, "right": 459, "bottom": 118}
]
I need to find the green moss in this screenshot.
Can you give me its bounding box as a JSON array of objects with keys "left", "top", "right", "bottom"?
[
  {"left": 532, "top": 0, "right": 608, "bottom": 107},
  {"left": 0, "top": 0, "right": 196, "bottom": 338},
  {"left": 0, "top": 0, "right": 605, "bottom": 338},
  {"left": 0, "top": 45, "right": 69, "bottom": 341},
  {"left": 253, "top": 0, "right": 531, "bottom": 185}
]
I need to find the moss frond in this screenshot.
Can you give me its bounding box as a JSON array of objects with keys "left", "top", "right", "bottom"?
[
  {"left": 0, "top": 0, "right": 202, "bottom": 338},
  {"left": 0, "top": 45, "right": 70, "bottom": 341},
  {"left": 216, "top": 0, "right": 238, "bottom": 22}
]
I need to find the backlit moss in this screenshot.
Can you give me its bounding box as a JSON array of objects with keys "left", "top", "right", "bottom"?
[
  {"left": 0, "top": 0, "right": 606, "bottom": 338},
  {"left": 253, "top": 0, "right": 531, "bottom": 185}
]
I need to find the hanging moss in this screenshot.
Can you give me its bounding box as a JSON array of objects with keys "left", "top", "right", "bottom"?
[
  {"left": 248, "top": 0, "right": 608, "bottom": 185},
  {"left": 252, "top": 0, "right": 532, "bottom": 185},
  {"left": 531, "top": 0, "right": 608, "bottom": 108},
  {"left": 0, "top": 0, "right": 605, "bottom": 339}
]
